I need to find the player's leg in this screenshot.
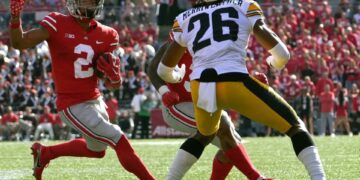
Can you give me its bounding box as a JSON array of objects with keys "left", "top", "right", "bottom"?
[
  {"left": 162, "top": 103, "right": 214, "bottom": 180},
  {"left": 62, "top": 98, "right": 155, "bottom": 179},
  {"left": 191, "top": 80, "right": 264, "bottom": 180},
  {"left": 32, "top": 98, "right": 154, "bottom": 180},
  {"left": 217, "top": 77, "right": 325, "bottom": 180},
  {"left": 210, "top": 112, "right": 265, "bottom": 180}
]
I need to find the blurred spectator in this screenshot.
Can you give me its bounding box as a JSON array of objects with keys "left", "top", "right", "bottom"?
[
  {"left": 34, "top": 106, "right": 55, "bottom": 140},
  {"left": 297, "top": 87, "right": 314, "bottom": 134},
  {"left": 105, "top": 92, "right": 119, "bottom": 124},
  {"left": 122, "top": 70, "right": 140, "bottom": 100},
  {"left": 18, "top": 107, "right": 36, "bottom": 141},
  {"left": 19, "top": 107, "right": 35, "bottom": 141},
  {"left": 315, "top": 71, "right": 334, "bottom": 96},
  {"left": 137, "top": 92, "right": 157, "bottom": 139},
  {"left": 1, "top": 106, "right": 20, "bottom": 141},
  {"left": 284, "top": 74, "right": 301, "bottom": 108},
  {"left": 334, "top": 88, "right": 352, "bottom": 136},
  {"left": 53, "top": 114, "right": 70, "bottom": 140},
  {"left": 130, "top": 87, "right": 146, "bottom": 139},
  {"left": 118, "top": 110, "right": 134, "bottom": 138},
  {"left": 354, "top": 5, "right": 360, "bottom": 24},
  {"left": 318, "top": 84, "right": 336, "bottom": 136},
  {"left": 349, "top": 84, "right": 360, "bottom": 135}
]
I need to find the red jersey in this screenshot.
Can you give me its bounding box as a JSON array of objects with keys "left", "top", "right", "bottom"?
[
  {"left": 39, "top": 12, "right": 119, "bottom": 110},
  {"left": 1, "top": 112, "right": 19, "bottom": 125},
  {"left": 166, "top": 33, "right": 193, "bottom": 102},
  {"left": 39, "top": 113, "right": 56, "bottom": 124}
]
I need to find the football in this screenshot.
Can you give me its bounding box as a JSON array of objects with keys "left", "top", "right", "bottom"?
[{"left": 93, "top": 53, "right": 111, "bottom": 79}]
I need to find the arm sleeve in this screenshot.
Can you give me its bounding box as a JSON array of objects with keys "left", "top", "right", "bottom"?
[
  {"left": 106, "top": 29, "right": 120, "bottom": 53},
  {"left": 244, "top": 1, "right": 264, "bottom": 29},
  {"left": 39, "top": 12, "right": 60, "bottom": 37},
  {"left": 171, "top": 19, "right": 187, "bottom": 47}
]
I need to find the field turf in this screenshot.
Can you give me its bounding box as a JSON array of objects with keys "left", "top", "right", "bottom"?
[{"left": 0, "top": 136, "right": 359, "bottom": 180}]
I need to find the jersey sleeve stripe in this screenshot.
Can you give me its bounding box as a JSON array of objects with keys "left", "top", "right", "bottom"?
[
  {"left": 42, "top": 20, "right": 57, "bottom": 32},
  {"left": 110, "top": 43, "right": 118, "bottom": 46},
  {"left": 247, "top": 12, "right": 263, "bottom": 17},
  {"left": 45, "top": 15, "right": 57, "bottom": 23}
]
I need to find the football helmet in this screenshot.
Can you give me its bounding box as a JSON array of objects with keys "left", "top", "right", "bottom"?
[
  {"left": 66, "top": 0, "right": 104, "bottom": 19},
  {"left": 189, "top": 0, "right": 219, "bottom": 6}
]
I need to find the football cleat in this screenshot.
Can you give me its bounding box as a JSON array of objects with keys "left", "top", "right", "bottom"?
[
  {"left": 31, "top": 142, "right": 50, "bottom": 180},
  {"left": 257, "top": 176, "right": 273, "bottom": 180}
]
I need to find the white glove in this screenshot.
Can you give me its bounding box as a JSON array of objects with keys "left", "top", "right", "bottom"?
[
  {"left": 174, "top": 64, "right": 186, "bottom": 82},
  {"left": 157, "top": 62, "right": 186, "bottom": 83}
]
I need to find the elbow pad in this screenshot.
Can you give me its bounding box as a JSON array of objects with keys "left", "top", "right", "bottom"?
[
  {"left": 266, "top": 42, "right": 290, "bottom": 70},
  {"left": 157, "top": 62, "right": 186, "bottom": 83}
]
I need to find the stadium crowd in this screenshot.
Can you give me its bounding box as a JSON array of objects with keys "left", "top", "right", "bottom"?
[{"left": 0, "top": 0, "right": 359, "bottom": 141}]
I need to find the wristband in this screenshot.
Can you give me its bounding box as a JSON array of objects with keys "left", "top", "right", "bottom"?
[
  {"left": 9, "top": 19, "right": 21, "bottom": 29},
  {"left": 158, "top": 85, "right": 170, "bottom": 96}
]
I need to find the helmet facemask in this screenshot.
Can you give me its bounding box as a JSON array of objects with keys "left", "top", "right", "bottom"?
[{"left": 66, "top": 0, "right": 104, "bottom": 19}]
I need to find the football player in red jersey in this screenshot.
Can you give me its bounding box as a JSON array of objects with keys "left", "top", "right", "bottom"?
[
  {"left": 148, "top": 33, "right": 271, "bottom": 180},
  {"left": 9, "top": 0, "right": 154, "bottom": 179}
]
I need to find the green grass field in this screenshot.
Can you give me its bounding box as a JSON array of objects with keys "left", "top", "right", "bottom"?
[{"left": 0, "top": 136, "right": 359, "bottom": 180}]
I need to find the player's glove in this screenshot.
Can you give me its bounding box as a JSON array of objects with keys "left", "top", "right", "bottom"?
[
  {"left": 253, "top": 72, "right": 269, "bottom": 85},
  {"left": 97, "top": 53, "right": 122, "bottom": 84},
  {"left": 104, "top": 79, "right": 121, "bottom": 91},
  {"left": 157, "top": 62, "right": 186, "bottom": 83},
  {"left": 158, "top": 86, "right": 180, "bottom": 107},
  {"left": 10, "top": 0, "right": 25, "bottom": 17}
]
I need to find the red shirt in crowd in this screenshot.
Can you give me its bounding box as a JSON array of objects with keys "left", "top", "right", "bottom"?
[
  {"left": 350, "top": 93, "right": 360, "bottom": 112},
  {"left": 284, "top": 81, "right": 302, "bottom": 100},
  {"left": 336, "top": 100, "right": 348, "bottom": 117},
  {"left": 319, "top": 91, "right": 335, "bottom": 113},
  {"left": 39, "top": 113, "right": 56, "bottom": 124},
  {"left": 315, "top": 77, "right": 334, "bottom": 96},
  {"left": 1, "top": 112, "right": 19, "bottom": 125}
]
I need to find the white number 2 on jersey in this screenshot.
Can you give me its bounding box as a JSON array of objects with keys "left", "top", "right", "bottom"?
[{"left": 74, "top": 44, "right": 94, "bottom": 79}]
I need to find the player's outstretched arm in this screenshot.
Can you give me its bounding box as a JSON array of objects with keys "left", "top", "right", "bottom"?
[
  {"left": 253, "top": 19, "right": 290, "bottom": 70},
  {"left": 149, "top": 42, "right": 180, "bottom": 107},
  {"left": 9, "top": 0, "right": 49, "bottom": 49},
  {"left": 148, "top": 42, "right": 169, "bottom": 90},
  {"left": 157, "top": 41, "right": 187, "bottom": 83}
]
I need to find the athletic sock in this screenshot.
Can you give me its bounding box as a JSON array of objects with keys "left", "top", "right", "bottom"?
[
  {"left": 224, "top": 144, "right": 260, "bottom": 180},
  {"left": 167, "top": 138, "right": 205, "bottom": 180},
  {"left": 297, "top": 146, "right": 326, "bottom": 180},
  {"left": 46, "top": 138, "right": 105, "bottom": 160},
  {"left": 210, "top": 157, "right": 233, "bottom": 180},
  {"left": 114, "top": 135, "right": 155, "bottom": 180},
  {"left": 291, "top": 132, "right": 325, "bottom": 180}
]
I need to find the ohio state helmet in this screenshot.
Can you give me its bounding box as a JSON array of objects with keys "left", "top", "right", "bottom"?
[{"left": 66, "top": 0, "right": 104, "bottom": 19}]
